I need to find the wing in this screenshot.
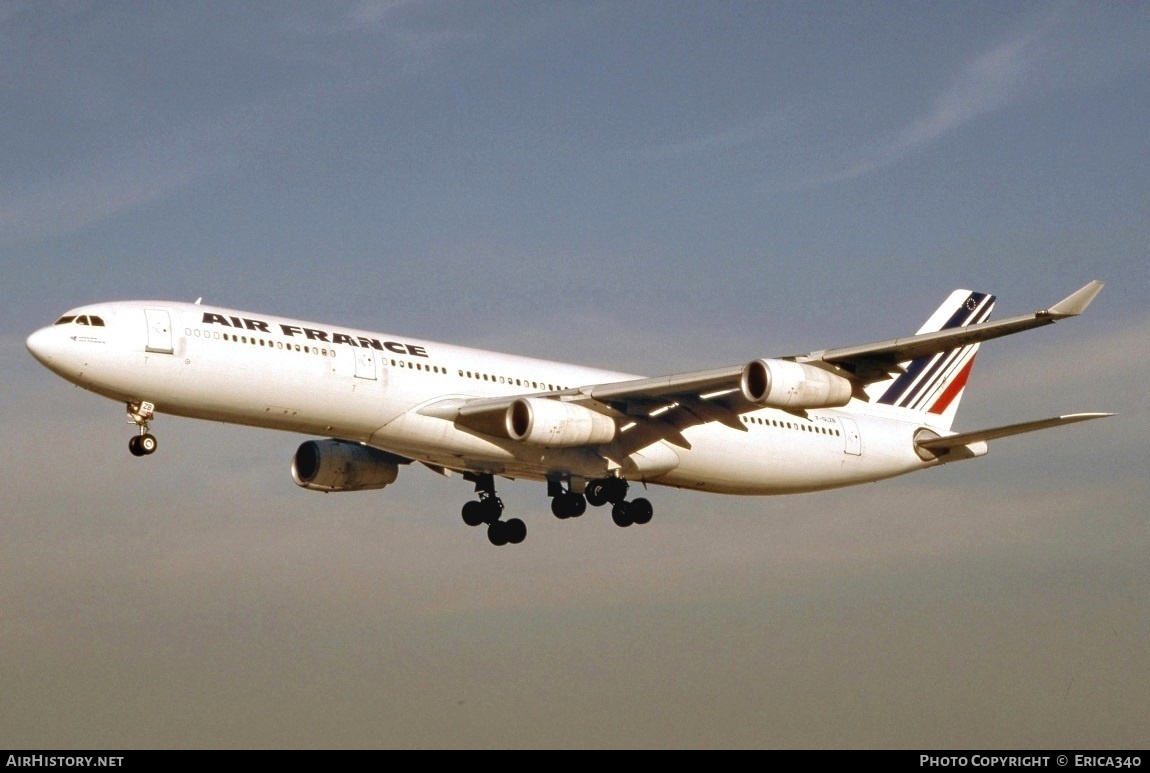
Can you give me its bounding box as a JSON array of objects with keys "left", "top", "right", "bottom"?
[
  {"left": 419, "top": 363, "right": 752, "bottom": 451},
  {"left": 801, "top": 281, "right": 1105, "bottom": 381},
  {"left": 421, "top": 282, "right": 1105, "bottom": 451}
]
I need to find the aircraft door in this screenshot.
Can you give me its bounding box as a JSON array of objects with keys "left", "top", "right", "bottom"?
[
  {"left": 354, "top": 347, "right": 377, "bottom": 380},
  {"left": 839, "top": 416, "right": 862, "bottom": 455},
  {"left": 144, "top": 309, "right": 174, "bottom": 354}
]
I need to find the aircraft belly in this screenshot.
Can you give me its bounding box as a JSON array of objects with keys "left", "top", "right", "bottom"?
[
  {"left": 654, "top": 418, "right": 925, "bottom": 495},
  {"left": 370, "top": 409, "right": 612, "bottom": 479}
]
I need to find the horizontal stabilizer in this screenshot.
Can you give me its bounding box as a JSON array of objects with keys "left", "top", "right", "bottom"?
[{"left": 916, "top": 412, "right": 1114, "bottom": 452}]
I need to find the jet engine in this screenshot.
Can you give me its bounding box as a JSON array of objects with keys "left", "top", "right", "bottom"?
[
  {"left": 505, "top": 397, "right": 617, "bottom": 447},
  {"left": 740, "top": 358, "right": 853, "bottom": 409},
  {"left": 291, "top": 439, "right": 400, "bottom": 492}
]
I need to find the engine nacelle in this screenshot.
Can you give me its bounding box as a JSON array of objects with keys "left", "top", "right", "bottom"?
[
  {"left": 291, "top": 439, "right": 400, "bottom": 493},
  {"left": 505, "top": 397, "right": 617, "bottom": 447},
  {"left": 740, "top": 358, "right": 853, "bottom": 409}
]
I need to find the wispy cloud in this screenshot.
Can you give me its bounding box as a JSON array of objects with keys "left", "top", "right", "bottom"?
[
  {"left": 642, "top": 111, "right": 801, "bottom": 161},
  {"left": 0, "top": 151, "right": 215, "bottom": 247},
  {"left": 0, "top": 103, "right": 274, "bottom": 246},
  {"left": 787, "top": 12, "right": 1060, "bottom": 189},
  {"left": 293, "top": 0, "right": 481, "bottom": 58},
  {"left": 898, "top": 31, "right": 1038, "bottom": 151}
]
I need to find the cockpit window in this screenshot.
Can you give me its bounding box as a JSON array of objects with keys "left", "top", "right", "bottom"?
[{"left": 52, "top": 314, "right": 104, "bottom": 326}]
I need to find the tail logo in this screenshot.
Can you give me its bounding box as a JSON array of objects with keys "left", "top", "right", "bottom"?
[{"left": 877, "top": 292, "right": 995, "bottom": 414}]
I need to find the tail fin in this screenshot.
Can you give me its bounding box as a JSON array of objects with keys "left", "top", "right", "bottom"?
[{"left": 864, "top": 289, "right": 996, "bottom": 431}]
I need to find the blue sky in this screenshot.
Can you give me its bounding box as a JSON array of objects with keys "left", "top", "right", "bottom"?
[{"left": 1, "top": 1, "right": 1147, "bottom": 747}]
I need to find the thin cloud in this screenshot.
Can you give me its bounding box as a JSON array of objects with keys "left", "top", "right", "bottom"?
[
  {"left": 0, "top": 98, "right": 277, "bottom": 247},
  {"left": 0, "top": 152, "right": 215, "bottom": 247},
  {"left": 898, "top": 32, "right": 1037, "bottom": 151},
  {"left": 643, "top": 111, "right": 800, "bottom": 161},
  {"left": 788, "top": 13, "right": 1058, "bottom": 189},
  {"left": 302, "top": 0, "right": 480, "bottom": 49},
  {"left": 346, "top": 0, "right": 421, "bottom": 28}
]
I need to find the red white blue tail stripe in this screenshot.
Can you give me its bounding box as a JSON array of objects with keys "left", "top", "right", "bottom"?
[{"left": 876, "top": 291, "right": 995, "bottom": 415}]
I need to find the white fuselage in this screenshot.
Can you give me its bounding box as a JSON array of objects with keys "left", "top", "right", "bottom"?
[{"left": 26, "top": 301, "right": 943, "bottom": 495}]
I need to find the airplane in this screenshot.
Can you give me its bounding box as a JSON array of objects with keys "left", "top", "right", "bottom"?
[{"left": 25, "top": 281, "right": 1112, "bottom": 546}]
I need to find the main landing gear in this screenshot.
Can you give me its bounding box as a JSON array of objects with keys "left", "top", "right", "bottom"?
[
  {"left": 584, "top": 477, "right": 653, "bottom": 528},
  {"left": 126, "top": 401, "right": 158, "bottom": 457},
  {"left": 548, "top": 477, "right": 654, "bottom": 527},
  {"left": 461, "top": 473, "right": 526, "bottom": 547},
  {"left": 460, "top": 474, "right": 654, "bottom": 547},
  {"left": 549, "top": 479, "right": 587, "bottom": 520}
]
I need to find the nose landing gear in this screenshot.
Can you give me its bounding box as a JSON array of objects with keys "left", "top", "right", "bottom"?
[
  {"left": 126, "top": 401, "right": 158, "bottom": 457},
  {"left": 128, "top": 433, "right": 158, "bottom": 457}
]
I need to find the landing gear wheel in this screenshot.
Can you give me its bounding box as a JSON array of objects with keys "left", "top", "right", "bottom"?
[
  {"left": 487, "top": 520, "right": 510, "bottom": 547},
  {"left": 128, "top": 435, "right": 145, "bottom": 457},
  {"left": 629, "top": 497, "right": 653, "bottom": 525},
  {"left": 462, "top": 500, "right": 485, "bottom": 527},
  {"left": 605, "top": 478, "right": 629, "bottom": 504},
  {"left": 611, "top": 501, "right": 633, "bottom": 528},
  {"left": 480, "top": 496, "right": 503, "bottom": 524},
  {"left": 551, "top": 496, "right": 569, "bottom": 519},
  {"left": 551, "top": 492, "right": 587, "bottom": 519},
  {"left": 139, "top": 433, "right": 158, "bottom": 455},
  {"left": 504, "top": 518, "right": 527, "bottom": 545},
  {"left": 585, "top": 480, "right": 609, "bottom": 507}
]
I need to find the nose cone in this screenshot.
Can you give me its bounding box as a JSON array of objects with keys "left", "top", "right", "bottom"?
[{"left": 26, "top": 326, "right": 56, "bottom": 366}]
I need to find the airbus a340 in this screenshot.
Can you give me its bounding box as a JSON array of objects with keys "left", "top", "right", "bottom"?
[{"left": 26, "top": 281, "right": 1111, "bottom": 546}]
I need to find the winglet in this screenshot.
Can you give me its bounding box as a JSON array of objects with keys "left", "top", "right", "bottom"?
[{"left": 1044, "top": 280, "right": 1104, "bottom": 318}]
